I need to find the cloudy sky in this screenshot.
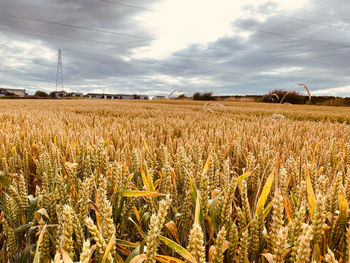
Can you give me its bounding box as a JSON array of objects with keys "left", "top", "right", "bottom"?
[{"left": 1, "top": 0, "right": 350, "bottom": 96}]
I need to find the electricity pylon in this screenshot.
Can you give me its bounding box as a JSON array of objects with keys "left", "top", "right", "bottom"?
[{"left": 56, "top": 48, "right": 64, "bottom": 90}]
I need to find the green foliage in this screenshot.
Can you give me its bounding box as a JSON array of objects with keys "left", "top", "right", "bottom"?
[
  {"left": 34, "top": 91, "right": 49, "bottom": 97},
  {"left": 193, "top": 91, "right": 213, "bottom": 101},
  {"left": 262, "top": 89, "right": 305, "bottom": 104}
]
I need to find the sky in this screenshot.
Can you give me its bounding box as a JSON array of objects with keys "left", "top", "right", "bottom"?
[{"left": 1, "top": 0, "right": 350, "bottom": 97}]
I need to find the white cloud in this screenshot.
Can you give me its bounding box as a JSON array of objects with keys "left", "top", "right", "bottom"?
[
  {"left": 0, "top": 33, "right": 55, "bottom": 69},
  {"left": 260, "top": 67, "right": 303, "bottom": 75},
  {"left": 313, "top": 86, "right": 350, "bottom": 97}
]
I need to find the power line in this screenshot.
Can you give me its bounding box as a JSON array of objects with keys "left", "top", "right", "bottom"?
[
  {"left": 246, "top": 7, "right": 350, "bottom": 33},
  {"left": 33, "top": 60, "right": 315, "bottom": 88},
  {"left": 231, "top": 23, "right": 350, "bottom": 48},
  {"left": 64, "top": 44, "right": 348, "bottom": 72},
  {"left": 0, "top": 10, "right": 154, "bottom": 41},
  {"left": 0, "top": 21, "right": 149, "bottom": 51},
  {"left": 1, "top": 18, "right": 348, "bottom": 75},
  {"left": 205, "top": 44, "right": 350, "bottom": 65},
  {"left": 57, "top": 48, "right": 349, "bottom": 83},
  {"left": 2, "top": 11, "right": 349, "bottom": 67},
  {"left": 295, "top": 7, "right": 350, "bottom": 23},
  {"left": 1, "top": 6, "right": 348, "bottom": 94},
  {"left": 247, "top": 8, "right": 350, "bottom": 38},
  {"left": 98, "top": 0, "right": 350, "bottom": 48},
  {"left": 5, "top": 13, "right": 350, "bottom": 65},
  {"left": 97, "top": 0, "right": 350, "bottom": 51},
  {"left": 99, "top": 0, "right": 157, "bottom": 12},
  {"left": 97, "top": 0, "right": 350, "bottom": 28},
  {"left": 1, "top": 6, "right": 350, "bottom": 89},
  {"left": 2, "top": 7, "right": 350, "bottom": 53},
  {"left": 2, "top": 6, "right": 349, "bottom": 50},
  {"left": 0, "top": 47, "right": 337, "bottom": 94}
]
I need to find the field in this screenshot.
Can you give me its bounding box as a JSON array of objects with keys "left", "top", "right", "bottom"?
[{"left": 0, "top": 99, "right": 350, "bottom": 263}]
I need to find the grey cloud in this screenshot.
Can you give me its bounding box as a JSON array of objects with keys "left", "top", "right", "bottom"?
[
  {"left": 0, "top": 0, "right": 159, "bottom": 94},
  {"left": 159, "top": 0, "right": 350, "bottom": 96}
]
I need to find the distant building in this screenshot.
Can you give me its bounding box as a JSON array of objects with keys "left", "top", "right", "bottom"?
[
  {"left": 6, "top": 88, "right": 26, "bottom": 97},
  {"left": 70, "top": 92, "right": 83, "bottom": 97},
  {"left": 0, "top": 88, "right": 26, "bottom": 97},
  {"left": 139, "top": 95, "right": 149, "bottom": 100},
  {"left": 87, "top": 93, "right": 121, "bottom": 99},
  {"left": 51, "top": 90, "right": 67, "bottom": 98},
  {"left": 121, "top": 95, "right": 135, "bottom": 100},
  {"left": 0, "top": 89, "right": 9, "bottom": 97},
  {"left": 87, "top": 93, "right": 103, "bottom": 99},
  {"left": 86, "top": 93, "right": 149, "bottom": 100},
  {"left": 104, "top": 94, "right": 121, "bottom": 99}
]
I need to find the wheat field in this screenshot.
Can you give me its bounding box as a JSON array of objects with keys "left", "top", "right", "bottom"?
[{"left": 0, "top": 99, "right": 350, "bottom": 263}]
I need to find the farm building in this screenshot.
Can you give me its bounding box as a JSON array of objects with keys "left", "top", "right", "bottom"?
[
  {"left": 87, "top": 93, "right": 103, "bottom": 99},
  {"left": 0, "top": 88, "right": 26, "bottom": 97},
  {"left": 70, "top": 92, "right": 83, "bottom": 97},
  {"left": 87, "top": 93, "right": 121, "bottom": 99},
  {"left": 121, "top": 95, "right": 135, "bottom": 99},
  {"left": 86, "top": 93, "right": 149, "bottom": 99},
  {"left": 0, "top": 89, "right": 9, "bottom": 97},
  {"left": 51, "top": 90, "right": 67, "bottom": 98}
]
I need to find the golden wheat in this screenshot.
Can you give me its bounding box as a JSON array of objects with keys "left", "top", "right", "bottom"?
[{"left": 0, "top": 99, "right": 349, "bottom": 262}]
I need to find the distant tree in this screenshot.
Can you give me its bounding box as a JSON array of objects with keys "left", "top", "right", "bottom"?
[
  {"left": 262, "top": 89, "right": 305, "bottom": 104},
  {"left": 344, "top": 97, "right": 350, "bottom": 106},
  {"left": 133, "top": 94, "right": 140, "bottom": 99},
  {"left": 34, "top": 91, "right": 49, "bottom": 97},
  {"left": 176, "top": 94, "right": 186, "bottom": 99},
  {"left": 193, "top": 92, "right": 213, "bottom": 101}
]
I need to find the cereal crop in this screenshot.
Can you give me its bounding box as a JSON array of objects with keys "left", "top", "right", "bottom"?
[{"left": 0, "top": 99, "right": 350, "bottom": 263}]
